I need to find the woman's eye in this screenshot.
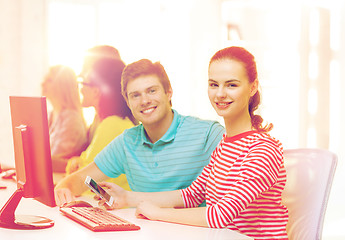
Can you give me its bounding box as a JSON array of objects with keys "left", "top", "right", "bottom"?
[{"left": 209, "top": 83, "right": 218, "bottom": 87}]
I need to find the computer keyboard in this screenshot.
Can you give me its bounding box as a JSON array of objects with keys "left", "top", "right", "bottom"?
[{"left": 60, "top": 207, "right": 140, "bottom": 232}]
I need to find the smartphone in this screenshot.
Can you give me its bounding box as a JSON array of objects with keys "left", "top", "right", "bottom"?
[{"left": 84, "top": 176, "right": 114, "bottom": 207}]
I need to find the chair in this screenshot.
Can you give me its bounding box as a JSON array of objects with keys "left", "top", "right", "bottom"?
[{"left": 282, "top": 148, "right": 337, "bottom": 240}]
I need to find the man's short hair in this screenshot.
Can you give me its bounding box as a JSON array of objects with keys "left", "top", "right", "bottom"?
[{"left": 121, "top": 59, "right": 172, "bottom": 102}]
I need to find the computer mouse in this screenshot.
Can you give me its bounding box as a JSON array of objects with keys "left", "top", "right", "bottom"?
[
  {"left": 1, "top": 169, "right": 16, "bottom": 180},
  {"left": 62, "top": 200, "right": 93, "bottom": 208}
]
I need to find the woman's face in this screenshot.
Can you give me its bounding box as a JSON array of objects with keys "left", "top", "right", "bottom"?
[
  {"left": 79, "top": 70, "right": 100, "bottom": 108},
  {"left": 41, "top": 72, "right": 55, "bottom": 100},
  {"left": 208, "top": 59, "right": 257, "bottom": 122}
]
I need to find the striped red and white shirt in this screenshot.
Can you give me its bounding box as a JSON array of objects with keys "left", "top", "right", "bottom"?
[{"left": 180, "top": 131, "right": 288, "bottom": 239}]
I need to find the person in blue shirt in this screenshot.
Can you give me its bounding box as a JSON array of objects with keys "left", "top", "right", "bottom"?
[{"left": 54, "top": 59, "right": 225, "bottom": 206}]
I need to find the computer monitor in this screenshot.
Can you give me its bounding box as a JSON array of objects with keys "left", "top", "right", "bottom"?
[{"left": 0, "top": 96, "right": 56, "bottom": 229}]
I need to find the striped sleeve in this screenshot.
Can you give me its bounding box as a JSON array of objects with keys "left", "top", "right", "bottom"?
[{"left": 206, "top": 140, "right": 284, "bottom": 228}]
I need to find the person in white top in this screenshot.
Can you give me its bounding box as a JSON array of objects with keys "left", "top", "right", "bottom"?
[{"left": 42, "top": 65, "right": 87, "bottom": 172}]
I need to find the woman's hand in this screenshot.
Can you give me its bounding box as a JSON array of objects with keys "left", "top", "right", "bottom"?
[
  {"left": 97, "top": 182, "right": 128, "bottom": 210},
  {"left": 135, "top": 201, "right": 163, "bottom": 221},
  {"left": 136, "top": 202, "right": 208, "bottom": 227},
  {"left": 66, "top": 156, "right": 82, "bottom": 174}
]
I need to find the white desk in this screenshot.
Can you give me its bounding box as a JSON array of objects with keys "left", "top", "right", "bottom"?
[{"left": 0, "top": 180, "right": 252, "bottom": 240}]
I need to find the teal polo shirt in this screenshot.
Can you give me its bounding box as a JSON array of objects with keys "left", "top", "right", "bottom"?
[{"left": 94, "top": 109, "right": 225, "bottom": 192}]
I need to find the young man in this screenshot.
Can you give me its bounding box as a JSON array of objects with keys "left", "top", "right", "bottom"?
[{"left": 54, "top": 59, "right": 224, "bottom": 206}]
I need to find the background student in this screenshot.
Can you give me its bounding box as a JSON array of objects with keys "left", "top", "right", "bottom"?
[
  {"left": 64, "top": 58, "right": 136, "bottom": 190},
  {"left": 79, "top": 45, "right": 124, "bottom": 150},
  {"left": 79, "top": 45, "right": 122, "bottom": 79},
  {"left": 54, "top": 59, "right": 225, "bottom": 205},
  {"left": 97, "top": 47, "right": 289, "bottom": 239},
  {"left": 41, "top": 65, "right": 87, "bottom": 172}
]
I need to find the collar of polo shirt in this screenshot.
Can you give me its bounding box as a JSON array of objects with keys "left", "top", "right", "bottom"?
[{"left": 141, "top": 109, "right": 180, "bottom": 146}]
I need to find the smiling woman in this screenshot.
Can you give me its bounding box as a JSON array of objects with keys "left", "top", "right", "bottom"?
[
  {"left": 208, "top": 48, "right": 272, "bottom": 137},
  {"left": 207, "top": 62, "right": 255, "bottom": 130}
]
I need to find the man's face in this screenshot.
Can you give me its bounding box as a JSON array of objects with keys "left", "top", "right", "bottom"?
[{"left": 126, "top": 74, "right": 172, "bottom": 128}]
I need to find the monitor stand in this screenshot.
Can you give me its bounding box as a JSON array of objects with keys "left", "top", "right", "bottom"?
[{"left": 0, "top": 188, "right": 54, "bottom": 229}]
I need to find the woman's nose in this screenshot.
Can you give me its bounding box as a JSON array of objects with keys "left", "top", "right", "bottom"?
[{"left": 216, "top": 87, "right": 226, "bottom": 98}]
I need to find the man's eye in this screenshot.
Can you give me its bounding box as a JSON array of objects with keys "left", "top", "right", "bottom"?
[
  {"left": 209, "top": 83, "right": 218, "bottom": 87},
  {"left": 130, "top": 93, "right": 140, "bottom": 99}
]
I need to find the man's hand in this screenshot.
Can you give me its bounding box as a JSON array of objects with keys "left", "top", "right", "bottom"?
[
  {"left": 97, "top": 182, "right": 128, "bottom": 210},
  {"left": 54, "top": 187, "right": 75, "bottom": 206}
]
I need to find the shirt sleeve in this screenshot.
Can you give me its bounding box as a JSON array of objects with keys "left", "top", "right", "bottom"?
[
  {"left": 94, "top": 133, "right": 126, "bottom": 178},
  {"left": 180, "top": 122, "right": 224, "bottom": 208},
  {"left": 180, "top": 143, "right": 220, "bottom": 208},
  {"left": 204, "top": 121, "right": 225, "bottom": 155},
  {"left": 79, "top": 116, "right": 134, "bottom": 169},
  {"left": 206, "top": 141, "right": 284, "bottom": 228}
]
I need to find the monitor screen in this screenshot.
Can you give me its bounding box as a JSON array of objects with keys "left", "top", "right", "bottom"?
[{"left": 0, "top": 96, "right": 55, "bottom": 229}]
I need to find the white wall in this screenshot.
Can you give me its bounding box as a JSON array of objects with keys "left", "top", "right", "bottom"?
[
  {"left": 0, "top": 0, "right": 48, "bottom": 166},
  {"left": 0, "top": 0, "right": 223, "bottom": 167}
]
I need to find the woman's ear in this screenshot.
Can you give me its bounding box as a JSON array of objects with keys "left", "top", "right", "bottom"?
[{"left": 250, "top": 79, "right": 259, "bottom": 97}]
